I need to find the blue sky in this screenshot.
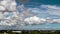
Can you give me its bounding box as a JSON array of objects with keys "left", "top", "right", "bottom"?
[
  {"left": 14, "top": 0, "right": 60, "bottom": 30},
  {"left": 16, "top": 0, "right": 60, "bottom": 19},
  {"left": 16, "top": 0, "right": 60, "bottom": 6}
]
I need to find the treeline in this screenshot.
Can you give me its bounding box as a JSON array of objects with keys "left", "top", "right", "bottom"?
[{"left": 0, "top": 30, "right": 60, "bottom": 34}]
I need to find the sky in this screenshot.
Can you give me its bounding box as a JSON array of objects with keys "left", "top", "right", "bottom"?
[
  {"left": 16, "top": 0, "right": 60, "bottom": 30},
  {"left": 0, "top": 0, "right": 60, "bottom": 30}
]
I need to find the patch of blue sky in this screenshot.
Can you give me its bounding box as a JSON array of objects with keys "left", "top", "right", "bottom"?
[
  {"left": 19, "top": 23, "right": 60, "bottom": 30},
  {"left": 5, "top": 13, "right": 13, "bottom": 17}
]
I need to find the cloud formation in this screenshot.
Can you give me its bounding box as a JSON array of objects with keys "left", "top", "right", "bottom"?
[
  {"left": 0, "top": 0, "right": 60, "bottom": 27},
  {"left": 40, "top": 5, "right": 60, "bottom": 16},
  {"left": 24, "top": 16, "right": 46, "bottom": 24},
  {"left": 0, "top": 6, "right": 5, "bottom": 11},
  {"left": 0, "top": 0, "right": 16, "bottom": 11},
  {"left": 0, "top": 0, "right": 17, "bottom": 26},
  {"left": 24, "top": 16, "right": 60, "bottom": 24}
]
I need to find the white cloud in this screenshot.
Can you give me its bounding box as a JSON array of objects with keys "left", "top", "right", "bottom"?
[
  {"left": 0, "top": 0, "right": 16, "bottom": 11},
  {"left": 0, "top": 6, "right": 5, "bottom": 11},
  {"left": 0, "top": 0, "right": 17, "bottom": 26},
  {"left": 24, "top": 15, "right": 60, "bottom": 24},
  {"left": 0, "top": 12, "right": 4, "bottom": 19},
  {"left": 53, "top": 19, "right": 60, "bottom": 23},
  {"left": 31, "top": 8, "right": 40, "bottom": 13},
  {"left": 40, "top": 5, "right": 60, "bottom": 16},
  {"left": 0, "top": 20, "right": 16, "bottom": 26},
  {"left": 45, "top": 17, "right": 60, "bottom": 23},
  {"left": 24, "top": 16, "right": 46, "bottom": 24}
]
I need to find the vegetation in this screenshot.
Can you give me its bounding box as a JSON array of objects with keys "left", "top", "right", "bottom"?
[{"left": 0, "top": 30, "right": 60, "bottom": 34}]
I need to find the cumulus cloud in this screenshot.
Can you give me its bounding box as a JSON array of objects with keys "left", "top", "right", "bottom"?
[
  {"left": 0, "top": 12, "right": 4, "bottom": 19},
  {"left": 0, "top": 0, "right": 16, "bottom": 11},
  {"left": 24, "top": 16, "right": 60, "bottom": 24},
  {"left": 53, "top": 19, "right": 60, "bottom": 23},
  {"left": 24, "top": 16, "right": 46, "bottom": 24},
  {"left": 0, "top": 0, "right": 17, "bottom": 26},
  {"left": 0, "top": 20, "right": 17, "bottom": 26},
  {"left": 0, "top": 6, "right": 5, "bottom": 11}
]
